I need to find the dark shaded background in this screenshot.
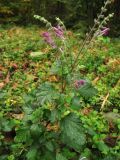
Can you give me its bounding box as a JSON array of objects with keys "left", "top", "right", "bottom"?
[{"left": 0, "top": 0, "right": 120, "bottom": 36}]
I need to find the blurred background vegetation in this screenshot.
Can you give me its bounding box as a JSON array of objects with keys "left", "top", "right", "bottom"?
[{"left": 0, "top": 0, "right": 120, "bottom": 36}]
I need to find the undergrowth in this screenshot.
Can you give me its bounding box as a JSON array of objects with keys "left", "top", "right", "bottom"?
[{"left": 0, "top": 25, "right": 120, "bottom": 160}]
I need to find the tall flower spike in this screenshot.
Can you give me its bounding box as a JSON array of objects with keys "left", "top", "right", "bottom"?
[
  {"left": 101, "top": 27, "right": 110, "bottom": 36},
  {"left": 53, "top": 25, "right": 64, "bottom": 39},
  {"left": 42, "top": 32, "right": 56, "bottom": 48},
  {"left": 94, "top": 27, "right": 110, "bottom": 37}
]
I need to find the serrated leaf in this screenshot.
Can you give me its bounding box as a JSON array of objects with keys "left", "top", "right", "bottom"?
[
  {"left": 50, "top": 109, "right": 59, "bottom": 123},
  {"left": 56, "top": 153, "right": 67, "bottom": 160},
  {"left": 45, "top": 141, "right": 54, "bottom": 152},
  {"left": 36, "top": 82, "right": 59, "bottom": 105},
  {"left": 71, "top": 96, "right": 81, "bottom": 110},
  {"left": 26, "top": 147, "right": 37, "bottom": 160},
  {"left": 30, "top": 124, "right": 42, "bottom": 137},
  {"left": 15, "top": 128, "right": 30, "bottom": 142},
  {"left": 78, "top": 82, "right": 97, "bottom": 99},
  {"left": 50, "top": 60, "right": 61, "bottom": 75},
  {"left": 60, "top": 113, "right": 86, "bottom": 151}
]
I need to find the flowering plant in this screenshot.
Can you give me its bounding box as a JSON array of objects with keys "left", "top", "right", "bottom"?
[
  {"left": 13, "top": 1, "right": 115, "bottom": 160},
  {"left": 34, "top": 0, "right": 113, "bottom": 94}
]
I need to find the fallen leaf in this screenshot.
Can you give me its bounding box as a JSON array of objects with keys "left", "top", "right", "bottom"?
[
  {"left": 104, "top": 135, "right": 117, "bottom": 147},
  {"left": 0, "top": 82, "right": 5, "bottom": 89},
  {"left": 12, "top": 63, "right": 18, "bottom": 70},
  {"left": 92, "top": 76, "right": 100, "bottom": 84},
  {"left": 11, "top": 113, "right": 24, "bottom": 120},
  {"left": 3, "top": 130, "right": 16, "bottom": 142},
  {"left": 4, "top": 72, "right": 10, "bottom": 84},
  {"left": 47, "top": 75, "right": 59, "bottom": 82},
  {"left": 101, "top": 93, "right": 110, "bottom": 111},
  {"left": 107, "top": 58, "right": 120, "bottom": 70},
  {"left": 12, "top": 83, "right": 18, "bottom": 89},
  {"left": 46, "top": 123, "right": 59, "bottom": 132},
  {"left": 0, "top": 65, "right": 4, "bottom": 70},
  {"left": 81, "top": 108, "right": 92, "bottom": 116}
]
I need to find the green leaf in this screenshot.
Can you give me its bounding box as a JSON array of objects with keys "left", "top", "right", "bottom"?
[
  {"left": 30, "top": 51, "right": 45, "bottom": 57},
  {"left": 31, "top": 108, "right": 44, "bottom": 122},
  {"left": 30, "top": 124, "right": 42, "bottom": 138},
  {"left": 41, "top": 151, "right": 55, "bottom": 160},
  {"left": 15, "top": 128, "right": 31, "bottom": 143},
  {"left": 2, "top": 120, "right": 11, "bottom": 132},
  {"left": 60, "top": 113, "right": 86, "bottom": 151},
  {"left": 96, "top": 141, "right": 109, "bottom": 154},
  {"left": 56, "top": 153, "right": 67, "bottom": 160},
  {"left": 62, "top": 148, "right": 76, "bottom": 159},
  {"left": 26, "top": 147, "right": 37, "bottom": 160},
  {"left": 50, "top": 109, "right": 59, "bottom": 123},
  {"left": 45, "top": 141, "right": 54, "bottom": 152},
  {"left": 7, "top": 155, "right": 15, "bottom": 160},
  {"left": 36, "top": 82, "right": 59, "bottom": 105},
  {"left": 71, "top": 96, "right": 81, "bottom": 110},
  {"left": 78, "top": 82, "right": 97, "bottom": 99},
  {"left": 103, "top": 156, "right": 118, "bottom": 160},
  {"left": 50, "top": 60, "right": 61, "bottom": 75}
]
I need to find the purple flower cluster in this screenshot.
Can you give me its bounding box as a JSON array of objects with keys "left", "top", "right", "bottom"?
[
  {"left": 42, "top": 32, "right": 56, "bottom": 48},
  {"left": 41, "top": 25, "right": 64, "bottom": 48},
  {"left": 53, "top": 25, "right": 64, "bottom": 38},
  {"left": 101, "top": 27, "right": 110, "bottom": 36},
  {"left": 95, "top": 27, "right": 110, "bottom": 37},
  {"left": 74, "top": 79, "right": 86, "bottom": 89}
]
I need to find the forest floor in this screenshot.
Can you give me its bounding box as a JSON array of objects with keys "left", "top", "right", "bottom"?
[{"left": 0, "top": 26, "right": 120, "bottom": 159}]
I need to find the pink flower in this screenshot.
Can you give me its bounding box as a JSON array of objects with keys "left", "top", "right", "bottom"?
[
  {"left": 42, "top": 32, "right": 56, "bottom": 48},
  {"left": 101, "top": 27, "right": 110, "bottom": 36},
  {"left": 53, "top": 25, "right": 64, "bottom": 38},
  {"left": 95, "top": 27, "right": 110, "bottom": 37},
  {"left": 74, "top": 80, "right": 86, "bottom": 89},
  {"left": 42, "top": 32, "right": 50, "bottom": 38}
]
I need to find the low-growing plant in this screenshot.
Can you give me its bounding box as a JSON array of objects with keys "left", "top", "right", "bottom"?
[{"left": 1, "top": 0, "right": 120, "bottom": 160}]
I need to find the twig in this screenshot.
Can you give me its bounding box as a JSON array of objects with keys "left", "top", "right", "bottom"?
[{"left": 101, "top": 93, "right": 110, "bottom": 111}]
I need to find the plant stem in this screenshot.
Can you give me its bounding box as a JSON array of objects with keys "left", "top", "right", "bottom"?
[{"left": 70, "top": 1, "right": 110, "bottom": 73}]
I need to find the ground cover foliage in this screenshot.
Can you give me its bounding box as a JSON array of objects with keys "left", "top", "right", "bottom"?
[
  {"left": 0, "top": 23, "right": 120, "bottom": 160},
  {"left": 1, "top": 0, "right": 120, "bottom": 156}
]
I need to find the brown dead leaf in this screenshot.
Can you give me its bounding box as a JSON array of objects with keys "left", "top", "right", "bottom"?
[
  {"left": 92, "top": 77, "right": 100, "bottom": 84},
  {"left": 0, "top": 72, "right": 10, "bottom": 89},
  {"left": 101, "top": 93, "right": 110, "bottom": 111},
  {"left": 104, "top": 135, "right": 117, "bottom": 147},
  {"left": 11, "top": 113, "right": 24, "bottom": 120},
  {"left": 41, "top": 47, "right": 50, "bottom": 53},
  {"left": 107, "top": 58, "right": 120, "bottom": 70},
  {"left": 3, "top": 130, "right": 16, "bottom": 142},
  {"left": 47, "top": 75, "right": 59, "bottom": 82},
  {"left": 0, "top": 82, "right": 5, "bottom": 89},
  {"left": 109, "top": 121, "right": 115, "bottom": 132},
  {"left": 12, "top": 83, "right": 18, "bottom": 89},
  {"left": 4, "top": 72, "right": 10, "bottom": 84},
  {"left": 67, "top": 31, "right": 74, "bottom": 37},
  {"left": 46, "top": 123, "right": 59, "bottom": 132},
  {"left": 81, "top": 108, "right": 92, "bottom": 116},
  {"left": 0, "top": 65, "right": 5, "bottom": 71}
]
